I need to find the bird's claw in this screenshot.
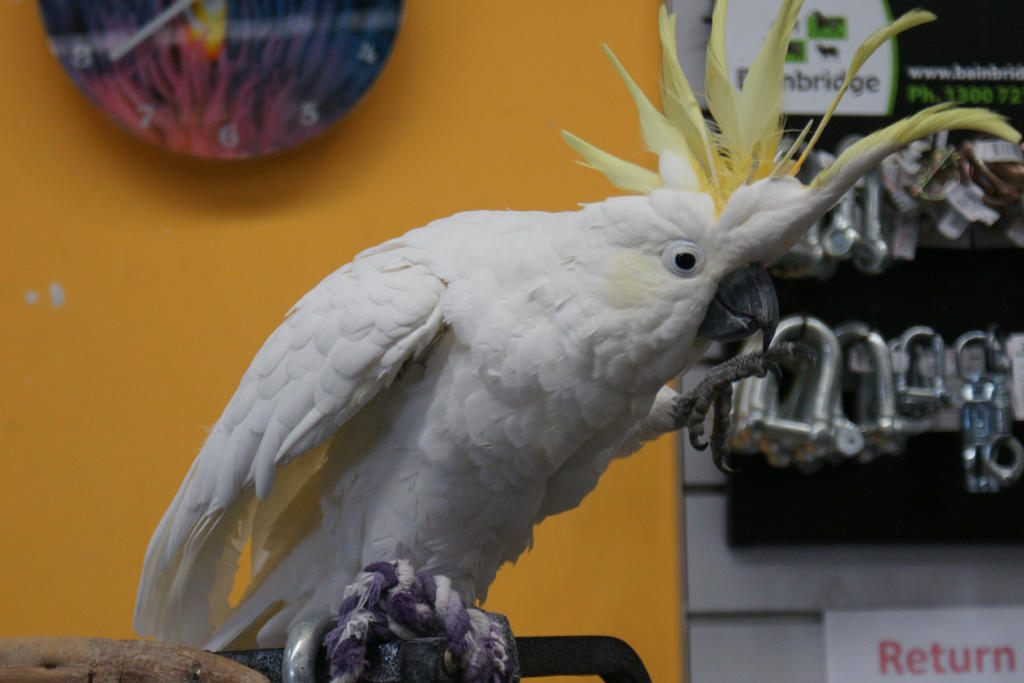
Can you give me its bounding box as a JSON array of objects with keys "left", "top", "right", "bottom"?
[
  {"left": 770, "top": 340, "right": 816, "bottom": 365},
  {"left": 675, "top": 344, "right": 814, "bottom": 474},
  {"left": 712, "top": 443, "right": 738, "bottom": 473},
  {"left": 687, "top": 408, "right": 709, "bottom": 450},
  {"left": 762, "top": 359, "right": 783, "bottom": 381}
]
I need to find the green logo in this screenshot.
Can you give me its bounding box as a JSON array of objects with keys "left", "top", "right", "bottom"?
[
  {"left": 808, "top": 11, "right": 847, "bottom": 39},
  {"left": 786, "top": 40, "right": 807, "bottom": 63}
]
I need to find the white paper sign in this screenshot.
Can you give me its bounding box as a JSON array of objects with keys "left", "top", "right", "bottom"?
[
  {"left": 724, "top": 0, "right": 894, "bottom": 115},
  {"left": 826, "top": 607, "right": 1024, "bottom": 682}
]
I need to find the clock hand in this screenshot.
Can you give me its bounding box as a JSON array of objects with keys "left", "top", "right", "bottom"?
[{"left": 109, "top": 0, "right": 195, "bottom": 61}]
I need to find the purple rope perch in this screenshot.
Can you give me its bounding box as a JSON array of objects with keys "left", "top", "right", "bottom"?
[{"left": 324, "top": 560, "right": 513, "bottom": 683}]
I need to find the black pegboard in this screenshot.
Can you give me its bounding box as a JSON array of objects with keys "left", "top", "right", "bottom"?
[
  {"left": 773, "top": 249, "right": 1024, "bottom": 340},
  {"left": 727, "top": 439, "right": 1024, "bottom": 546},
  {"left": 719, "top": 0, "right": 1024, "bottom": 545}
]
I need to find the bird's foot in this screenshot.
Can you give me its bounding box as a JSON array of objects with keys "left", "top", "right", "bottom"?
[{"left": 673, "top": 342, "right": 812, "bottom": 473}]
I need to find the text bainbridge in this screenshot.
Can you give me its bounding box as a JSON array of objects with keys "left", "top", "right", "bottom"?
[
  {"left": 879, "top": 640, "right": 1016, "bottom": 676},
  {"left": 737, "top": 68, "right": 881, "bottom": 95}
]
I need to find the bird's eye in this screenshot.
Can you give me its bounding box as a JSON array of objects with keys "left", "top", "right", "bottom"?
[{"left": 661, "top": 240, "right": 705, "bottom": 277}]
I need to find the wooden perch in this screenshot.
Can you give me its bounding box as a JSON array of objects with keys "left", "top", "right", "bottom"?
[{"left": 0, "top": 637, "right": 268, "bottom": 682}]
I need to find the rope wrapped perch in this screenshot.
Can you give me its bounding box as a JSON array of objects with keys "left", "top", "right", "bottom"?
[{"left": 326, "top": 560, "right": 514, "bottom": 683}]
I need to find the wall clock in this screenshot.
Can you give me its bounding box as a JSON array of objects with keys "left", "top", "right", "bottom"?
[{"left": 38, "top": 0, "right": 402, "bottom": 159}]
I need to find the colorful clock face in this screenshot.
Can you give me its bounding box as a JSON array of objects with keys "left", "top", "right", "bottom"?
[{"left": 38, "top": 0, "right": 402, "bottom": 159}]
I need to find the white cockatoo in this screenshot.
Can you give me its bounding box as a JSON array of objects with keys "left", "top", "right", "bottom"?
[{"left": 135, "top": 0, "right": 1019, "bottom": 650}]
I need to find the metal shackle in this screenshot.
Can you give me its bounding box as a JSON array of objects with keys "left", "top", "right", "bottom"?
[
  {"left": 891, "top": 325, "right": 949, "bottom": 431},
  {"left": 851, "top": 167, "right": 891, "bottom": 274},
  {"left": 822, "top": 136, "right": 865, "bottom": 259},
  {"left": 742, "top": 316, "right": 863, "bottom": 468},
  {"left": 954, "top": 330, "right": 1011, "bottom": 381},
  {"left": 768, "top": 148, "right": 835, "bottom": 280},
  {"left": 954, "top": 330, "right": 1024, "bottom": 492},
  {"left": 772, "top": 220, "right": 836, "bottom": 280},
  {"left": 822, "top": 184, "right": 860, "bottom": 259},
  {"left": 835, "top": 322, "right": 904, "bottom": 461}
]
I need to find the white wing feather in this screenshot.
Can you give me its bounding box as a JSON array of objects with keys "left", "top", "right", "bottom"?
[{"left": 134, "top": 249, "right": 447, "bottom": 646}]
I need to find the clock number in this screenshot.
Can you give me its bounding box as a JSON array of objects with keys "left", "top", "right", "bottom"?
[
  {"left": 299, "top": 101, "right": 320, "bottom": 127},
  {"left": 137, "top": 103, "right": 156, "bottom": 128},
  {"left": 218, "top": 122, "right": 240, "bottom": 148},
  {"left": 70, "top": 41, "right": 94, "bottom": 69}
]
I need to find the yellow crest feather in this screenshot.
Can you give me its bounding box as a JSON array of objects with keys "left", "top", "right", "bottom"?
[
  {"left": 560, "top": 130, "right": 663, "bottom": 194},
  {"left": 563, "top": 1, "right": 1021, "bottom": 213},
  {"left": 793, "top": 9, "right": 937, "bottom": 172},
  {"left": 602, "top": 43, "right": 696, "bottom": 187},
  {"left": 704, "top": 0, "right": 741, "bottom": 162},
  {"left": 736, "top": 0, "right": 801, "bottom": 170},
  {"left": 658, "top": 6, "right": 715, "bottom": 179},
  {"left": 812, "top": 104, "right": 1021, "bottom": 189}
]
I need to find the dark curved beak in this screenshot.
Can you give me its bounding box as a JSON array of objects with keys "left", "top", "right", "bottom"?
[{"left": 697, "top": 263, "right": 779, "bottom": 351}]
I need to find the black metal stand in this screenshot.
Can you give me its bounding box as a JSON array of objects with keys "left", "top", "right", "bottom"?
[{"left": 218, "top": 634, "right": 652, "bottom": 683}]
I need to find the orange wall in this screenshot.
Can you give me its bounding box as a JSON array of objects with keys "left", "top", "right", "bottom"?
[{"left": 0, "top": 2, "right": 681, "bottom": 680}]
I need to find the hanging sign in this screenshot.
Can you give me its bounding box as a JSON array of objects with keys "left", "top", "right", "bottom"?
[
  {"left": 709, "top": 0, "right": 1024, "bottom": 146},
  {"left": 725, "top": 0, "right": 893, "bottom": 116},
  {"left": 825, "top": 607, "right": 1024, "bottom": 682}
]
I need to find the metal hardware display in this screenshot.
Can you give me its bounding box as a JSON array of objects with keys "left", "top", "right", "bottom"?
[
  {"left": 770, "top": 136, "right": 1024, "bottom": 279},
  {"left": 727, "top": 316, "right": 1023, "bottom": 492}
]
